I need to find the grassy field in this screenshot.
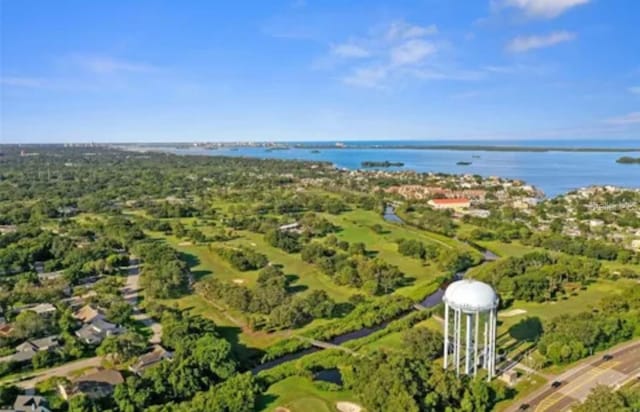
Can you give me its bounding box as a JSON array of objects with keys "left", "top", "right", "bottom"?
[
  {"left": 322, "top": 209, "right": 478, "bottom": 300},
  {"left": 256, "top": 376, "right": 359, "bottom": 412},
  {"left": 143, "top": 208, "right": 479, "bottom": 348}
]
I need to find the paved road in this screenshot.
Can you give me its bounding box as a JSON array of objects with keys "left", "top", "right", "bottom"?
[
  {"left": 121, "top": 259, "right": 162, "bottom": 344},
  {"left": 506, "top": 339, "right": 640, "bottom": 412},
  {"left": 13, "top": 356, "right": 103, "bottom": 389}
]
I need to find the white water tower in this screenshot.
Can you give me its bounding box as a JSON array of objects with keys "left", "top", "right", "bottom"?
[{"left": 442, "top": 279, "right": 499, "bottom": 380}]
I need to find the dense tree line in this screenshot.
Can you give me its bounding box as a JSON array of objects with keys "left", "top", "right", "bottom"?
[
  {"left": 573, "top": 385, "right": 640, "bottom": 412},
  {"left": 537, "top": 286, "right": 640, "bottom": 365},
  {"left": 196, "top": 265, "right": 335, "bottom": 330},
  {"left": 473, "top": 252, "right": 603, "bottom": 303},
  {"left": 112, "top": 309, "right": 259, "bottom": 411},
  {"left": 344, "top": 351, "right": 509, "bottom": 412},
  {"left": 135, "top": 241, "right": 190, "bottom": 299},
  {"left": 214, "top": 247, "right": 268, "bottom": 271},
  {"left": 300, "top": 238, "right": 406, "bottom": 295},
  {"left": 521, "top": 231, "right": 639, "bottom": 263}
]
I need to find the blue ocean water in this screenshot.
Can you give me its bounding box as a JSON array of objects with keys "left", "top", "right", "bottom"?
[{"left": 153, "top": 140, "right": 640, "bottom": 197}]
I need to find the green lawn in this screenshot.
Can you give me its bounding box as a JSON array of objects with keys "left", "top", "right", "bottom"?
[
  {"left": 256, "top": 376, "right": 359, "bottom": 412},
  {"left": 322, "top": 209, "right": 478, "bottom": 300}
]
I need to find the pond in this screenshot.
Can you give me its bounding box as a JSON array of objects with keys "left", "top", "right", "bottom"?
[{"left": 313, "top": 368, "right": 343, "bottom": 385}]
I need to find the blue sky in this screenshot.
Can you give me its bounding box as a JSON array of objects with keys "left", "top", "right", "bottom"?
[{"left": 1, "top": 0, "right": 639, "bottom": 143}]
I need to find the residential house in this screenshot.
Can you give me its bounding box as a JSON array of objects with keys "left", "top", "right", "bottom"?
[
  {"left": 73, "top": 305, "right": 125, "bottom": 345},
  {"left": 15, "top": 303, "right": 57, "bottom": 317},
  {"left": 3, "top": 395, "right": 51, "bottom": 412},
  {"left": 631, "top": 239, "right": 640, "bottom": 251},
  {"left": 0, "top": 335, "right": 60, "bottom": 364},
  {"left": 37, "top": 271, "right": 64, "bottom": 282},
  {"left": 75, "top": 318, "right": 124, "bottom": 345},
  {"left": 58, "top": 368, "right": 124, "bottom": 400},
  {"left": 129, "top": 345, "right": 173, "bottom": 375}
]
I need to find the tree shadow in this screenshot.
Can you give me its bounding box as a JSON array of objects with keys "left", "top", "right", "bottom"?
[
  {"left": 287, "top": 284, "right": 309, "bottom": 294},
  {"left": 364, "top": 250, "right": 379, "bottom": 258},
  {"left": 400, "top": 276, "right": 416, "bottom": 288},
  {"left": 508, "top": 317, "right": 543, "bottom": 342},
  {"left": 179, "top": 251, "right": 212, "bottom": 280},
  {"left": 254, "top": 394, "right": 279, "bottom": 412},
  {"left": 332, "top": 302, "right": 355, "bottom": 318}
]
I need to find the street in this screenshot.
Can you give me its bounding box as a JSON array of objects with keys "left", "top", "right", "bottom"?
[{"left": 506, "top": 339, "right": 640, "bottom": 412}]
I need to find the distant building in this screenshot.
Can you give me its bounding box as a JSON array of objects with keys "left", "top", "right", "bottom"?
[
  {"left": 0, "top": 323, "right": 13, "bottom": 338},
  {"left": 631, "top": 239, "right": 640, "bottom": 251},
  {"left": 129, "top": 345, "right": 173, "bottom": 375},
  {"left": 37, "top": 271, "right": 64, "bottom": 282},
  {"left": 500, "top": 369, "right": 519, "bottom": 386},
  {"left": 278, "top": 222, "right": 301, "bottom": 232},
  {"left": 466, "top": 209, "right": 491, "bottom": 218},
  {"left": 0, "top": 225, "right": 18, "bottom": 234},
  {"left": 15, "top": 303, "right": 57, "bottom": 317},
  {"left": 58, "top": 368, "right": 124, "bottom": 400},
  {"left": 429, "top": 198, "right": 471, "bottom": 210},
  {"left": 589, "top": 219, "right": 605, "bottom": 228}
]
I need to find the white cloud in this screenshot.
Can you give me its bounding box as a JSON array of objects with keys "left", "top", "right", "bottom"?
[
  {"left": 71, "top": 55, "right": 156, "bottom": 74},
  {"left": 499, "top": 0, "right": 589, "bottom": 19},
  {"left": 390, "top": 39, "right": 436, "bottom": 66},
  {"left": 387, "top": 21, "right": 438, "bottom": 40},
  {"left": 343, "top": 66, "right": 388, "bottom": 88},
  {"left": 0, "top": 76, "right": 46, "bottom": 88},
  {"left": 629, "top": 86, "right": 640, "bottom": 95},
  {"left": 605, "top": 112, "right": 640, "bottom": 126},
  {"left": 507, "top": 31, "right": 575, "bottom": 52},
  {"left": 331, "top": 43, "right": 370, "bottom": 58}
]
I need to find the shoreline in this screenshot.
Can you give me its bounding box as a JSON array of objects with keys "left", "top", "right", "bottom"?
[{"left": 116, "top": 143, "right": 640, "bottom": 153}]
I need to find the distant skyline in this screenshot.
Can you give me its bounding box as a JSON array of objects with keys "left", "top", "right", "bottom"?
[{"left": 1, "top": 0, "right": 639, "bottom": 143}]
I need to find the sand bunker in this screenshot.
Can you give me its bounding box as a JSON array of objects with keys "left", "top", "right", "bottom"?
[
  {"left": 178, "top": 241, "right": 192, "bottom": 246},
  {"left": 336, "top": 401, "right": 363, "bottom": 412},
  {"left": 500, "top": 309, "right": 527, "bottom": 317},
  {"left": 274, "top": 408, "right": 290, "bottom": 412},
  {"left": 232, "top": 278, "right": 246, "bottom": 284}
]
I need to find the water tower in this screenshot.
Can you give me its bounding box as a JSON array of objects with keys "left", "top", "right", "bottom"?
[{"left": 442, "top": 279, "right": 499, "bottom": 380}]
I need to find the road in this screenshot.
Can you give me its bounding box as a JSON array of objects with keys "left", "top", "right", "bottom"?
[
  {"left": 121, "top": 259, "right": 162, "bottom": 344},
  {"left": 506, "top": 339, "right": 640, "bottom": 412},
  {"left": 13, "top": 356, "right": 103, "bottom": 389}
]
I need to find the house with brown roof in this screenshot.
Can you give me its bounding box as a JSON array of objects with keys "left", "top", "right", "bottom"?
[
  {"left": 58, "top": 368, "right": 124, "bottom": 400},
  {"left": 129, "top": 345, "right": 173, "bottom": 375},
  {"left": 73, "top": 305, "right": 125, "bottom": 345}
]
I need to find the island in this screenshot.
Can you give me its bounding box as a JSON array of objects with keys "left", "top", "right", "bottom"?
[
  {"left": 311, "top": 150, "right": 321, "bottom": 153},
  {"left": 456, "top": 161, "right": 472, "bottom": 166},
  {"left": 616, "top": 156, "right": 640, "bottom": 164},
  {"left": 361, "top": 160, "right": 404, "bottom": 168}
]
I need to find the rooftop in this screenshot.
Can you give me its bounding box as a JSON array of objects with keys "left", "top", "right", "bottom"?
[
  {"left": 443, "top": 279, "right": 498, "bottom": 312},
  {"left": 430, "top": 198, "right": 470, "bottom": 205}
]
